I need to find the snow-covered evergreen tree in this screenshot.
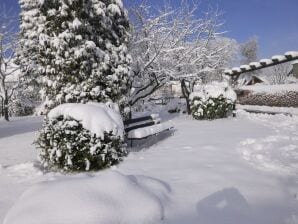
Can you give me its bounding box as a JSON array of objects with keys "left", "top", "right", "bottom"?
[{"left": 18, "top": 0, "right": 131, "bottom": 113}]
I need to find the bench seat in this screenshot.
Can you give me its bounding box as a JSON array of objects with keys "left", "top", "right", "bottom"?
[{"left": 127, "top": 122, "right": 173, "bottom": 139}]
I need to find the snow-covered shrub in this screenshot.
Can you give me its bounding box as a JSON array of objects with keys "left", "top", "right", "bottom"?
[
  {"left": 36, "top": 103, "right": 126, "bottom": 172},
  {"left": 189, "top": 82, "right": 236, "bottom": 120}
]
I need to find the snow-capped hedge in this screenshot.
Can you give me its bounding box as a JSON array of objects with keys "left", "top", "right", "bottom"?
[
  {"left": 189, "top": 82, "right": 236, "bottom": 120},
  {"left": 36, "top": 103, "right": 127, "bottom": 172}
]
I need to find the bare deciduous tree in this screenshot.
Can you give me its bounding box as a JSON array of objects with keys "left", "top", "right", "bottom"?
[
  {"left": 240, "top": 36, "right": 258, "bottom": 64},
  {"left": 266, "top": 63, "right": 292, "bottom": 84},
  {"left": 0, "top": 6, "right": 19, "bottom": 121},
  {"left": 128, "top": 1, "right": 237, "bottom": 113}
]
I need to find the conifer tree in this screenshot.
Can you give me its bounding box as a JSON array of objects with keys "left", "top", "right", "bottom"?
[{"left": 18, "top": 0, "right": 131, "bottom": 113}]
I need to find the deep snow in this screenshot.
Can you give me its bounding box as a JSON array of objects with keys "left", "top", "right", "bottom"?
[
  {"left": 48, "top": 103, "right": 124, "bottom": 139},
  {"left": 0, "top": 111, "right": 298, "bottom": 224}
]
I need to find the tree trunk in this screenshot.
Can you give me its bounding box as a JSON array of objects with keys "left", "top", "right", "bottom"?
[
  {"left": 181, "top": 79, "right": 191, "bottom": 115},
  {"left": 3, "top": 90, "right": 9, "bottom": 121}
]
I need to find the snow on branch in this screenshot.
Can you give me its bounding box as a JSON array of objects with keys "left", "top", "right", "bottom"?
[{"left": 128, "top": 1, "right": 237, "bottom": 106}]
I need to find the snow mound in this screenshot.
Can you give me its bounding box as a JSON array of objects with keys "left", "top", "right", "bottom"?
[
  {"left": 6, "top": 162, "right": 43, "bottom": 181},
  {"left": 48, "top": 103, "right": 124, "bottom": 139},
  {"left": 4, "top": 171, "right": 170, "bottom": 224},
  {"left": 191, "top": 82, "right": 237, "bottom": 102}
]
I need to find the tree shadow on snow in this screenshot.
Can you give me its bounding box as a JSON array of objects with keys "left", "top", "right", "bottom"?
[
  {"left": 196, "top": 188, "right": 257, "bottom": 224},
  {"left": 0, "top": 117, "right": 43, "bottom": 139}
]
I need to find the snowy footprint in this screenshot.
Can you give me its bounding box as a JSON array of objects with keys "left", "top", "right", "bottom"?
[{"left": 238, "top": 135, "right": 298, "bottom": 174}]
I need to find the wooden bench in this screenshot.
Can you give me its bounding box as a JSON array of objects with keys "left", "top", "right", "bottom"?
[{"left": 124, "top": 114, "right": 174, "bottom": 146}]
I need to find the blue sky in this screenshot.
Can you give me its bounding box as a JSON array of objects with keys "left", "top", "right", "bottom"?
[{"left": 2, "top": 0, "right": 298, "bottom": 59}]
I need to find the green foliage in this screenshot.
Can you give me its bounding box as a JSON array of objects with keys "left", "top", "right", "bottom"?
[
  {"left": 190, "top": 95, "right": 235, "bottom": 120},
  {"left": 36, "top": 116, "right": 126, "bottom": 172}
]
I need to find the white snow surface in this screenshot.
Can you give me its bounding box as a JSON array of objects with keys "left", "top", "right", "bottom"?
[
  {"left": 239, "top": 84, "right": 298, "bottom": 94},
  {"left": 48, "top": 103, "right": 124, "bottom": 139},
  {"left": 1, "top": 112, "right": 298, "bottom": 224},
  {"left": 4, "top": 171, "right": 169, "bottom": 224},
  {"left": 237, "top": 104, "right": 298, "bottom": 116}
]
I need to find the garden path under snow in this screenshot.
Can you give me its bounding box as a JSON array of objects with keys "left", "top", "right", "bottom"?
[{"left": 0, "top": 111, "right": 298, "bottom": 224}]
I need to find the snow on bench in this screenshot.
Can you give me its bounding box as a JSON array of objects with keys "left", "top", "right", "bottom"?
[
  {"left": 124, "top": 114, "right": 174, "bottom": 141},
  {"left": 127, "top": 123, "right": 173, "bottom": 139}
]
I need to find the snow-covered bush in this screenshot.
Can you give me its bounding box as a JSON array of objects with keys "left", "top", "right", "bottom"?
[
  {"left": 36, "top": 103, "right": 126, "bottom": 172},
  {"left": 189, "top": 82, "right": 236, "bottom": 120}
]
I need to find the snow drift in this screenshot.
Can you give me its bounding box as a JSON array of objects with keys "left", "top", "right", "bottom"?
[
  {"left": 4, "top": 171, "right": 170, "bottom": 224},
  {"left": 48, "top": 102, "right": 124, "bottom": 139}
]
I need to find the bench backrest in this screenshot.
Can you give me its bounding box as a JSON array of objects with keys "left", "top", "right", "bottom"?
[{"left": 124, "top": 114, "right": 160, "bottom": 133}]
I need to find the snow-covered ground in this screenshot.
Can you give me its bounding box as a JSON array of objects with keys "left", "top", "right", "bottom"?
[
  {"left": 1, "top": 112, "right": 298, "bottom": 224},
  {"left": 237, "top": 104, "right": 298, "bottom": 116}
]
